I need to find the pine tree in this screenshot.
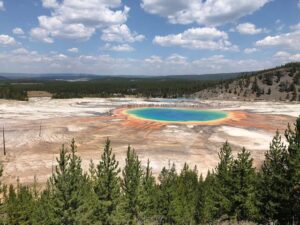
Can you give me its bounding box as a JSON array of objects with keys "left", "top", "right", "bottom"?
[
  {"left": 195, "top": 170, "right": 218, "bottom": 224},
  {"left": 48, "top": 139, "right": 89, "bottom": 225},
  {"left": 121, "top": 146, "right": 143, "bottom": 225},
  {"left": 231, "top": 148, "right": 259, "bottom": 222},
  {"left": 93, "top": 138, "right": 121, "bottom": 225},
  {"left": 170, "top": 163, "right": 198, "bottom": 225},
  {"left": 5, "top": 183, "right": 35, "bottom": 225},
  {"left": 258, "top": 131, "right": 288, "bottom": 224},
  {"left": 157, "top": 163, "right": 177, "bottom": 225},
  {"left": 215, "top": 141, "right": 234, "bottom": 219},
  {"left": 139, "top": 159, "right": 157, "bottom": 224},
  {"left": 285, "top": 117, "right": 300, "bottom": 224},
  {"left": 33, "top": 183, "right": 57, "bottom": 225}
]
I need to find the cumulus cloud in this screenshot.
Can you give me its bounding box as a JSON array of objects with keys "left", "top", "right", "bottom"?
[
  {"left": 274, "top": 51, "right": 300, "bottom": 62},
  {"left": 103, "top": 43, "right": 135, "bottom": 52},
  {"left": 153, "top": 27, "right": 238, "bottom": 51},
  {"left": 236, "top": 23, "right": 264, "bottom": 35},
  {"left": 12, "top": 27, "right": 25, "bottom": 35},
  {"left": 42, "top": 0, "right": 59, "bottom": 9},
  {"left": 30, "top": 27, "right": 53, "bottom": 43},
  {"left": 31, "top": 0, "right": 130, "bottom": 42},
  {"left": 0, "top": 35, "right": 17, "bottom": 46},
  {"left": 0, "top": 48, "right": 290, "bottom": 75},
  {"left": 68, "top": 48, "right": 79, "bottom": 53},
  {"left": 290, "top": 23, "right": 300, "bottom": 30},
  {"left": 0, "top": 0, "right": 4, "bottom": 11},
  {"left": 256, "top": 25, "right": 300, "bottom": 50},
  {"left": 101, "top": 24, "right": 145, "bottom": 43},
  {"left": 141, "top": 0, "right": 270, "bottom": 26},
  {"left": 144, "top": 54, "right": 274, "bottom": 75},
  {"left": 0, "top": 48, "right": 141, "bottom": 75},
  {"left": 244, "top": 48, "right": 259, "bottom": 54}
]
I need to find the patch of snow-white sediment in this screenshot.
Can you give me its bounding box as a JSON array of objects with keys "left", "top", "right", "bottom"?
[{"left": 209, "top": 126, "right": 275, "bottom": 150}]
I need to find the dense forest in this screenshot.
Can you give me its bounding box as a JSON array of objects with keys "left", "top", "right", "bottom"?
[
  {"left": 0, "top": 77, "right": 219, "bottom": 101},
  {"left": 0, "top": 117, "right": 299, "bottom": 225},
  {"left": 195, "top": 62, "right": 300, "bottom": 101},
  {"left": 0, "top": 83, "right": 28, "bottom": 101}
]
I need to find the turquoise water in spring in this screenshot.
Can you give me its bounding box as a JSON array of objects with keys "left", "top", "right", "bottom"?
[{"left": 126, "top": 108, "right": 228, "bottom": 122}]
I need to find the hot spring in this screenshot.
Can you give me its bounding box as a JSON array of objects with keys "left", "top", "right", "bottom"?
[{"left": 125, "top": 107, "right": 228, "bottom": 123}]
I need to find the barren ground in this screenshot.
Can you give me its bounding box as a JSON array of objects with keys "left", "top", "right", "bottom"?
[{"left": 0, "top": 97, "right": 299, "bottom": 185}]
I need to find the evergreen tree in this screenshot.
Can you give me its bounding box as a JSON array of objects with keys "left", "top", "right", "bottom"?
[
  {"left": 48, "top": 139, "right": 89, "bottom": 225},
  {"left": 195, "top": 170, "right": 218, "bottom": 224},
  {"left": 231, "top": 148, "right": 259, "bottom": 222},
  {"left": 139, "top": 159, "right": 157, "bottom": 224},
  {"left": 93, "top": 138, "right": 121, "bottom": 225},
  {"left": 285, "top": 117, "right": 300, "bottom": 224},
  {"left": 259, "top": 131, "right": 288, "bottom": 224},
  {"left": 33, "top": 183, "right": 57, "bottom": 225},
  {"left": 157, "top": 163, "right": 177, "bottom": 225},
  {"left": 215, "top": 141, "right": 234, "bottom": 219},
  {"left": 5, "top": 184, "right": 35, "bottom": 225},
  {"left": 121, "top": 146, "right": 143, "bottom": 225},
  {"left": 170, "top": 163, "right": 198, "bottom": 225}
]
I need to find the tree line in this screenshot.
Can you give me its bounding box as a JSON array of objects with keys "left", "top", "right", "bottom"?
[
  {"left": 1, "top": 78, "right": 218, "bottom": 101},
  {"left": 0, "top": 84, "right": 28, "bottom": 101},
  {"left": 0, "top": 117, "right": 299, "bottom": 224}
]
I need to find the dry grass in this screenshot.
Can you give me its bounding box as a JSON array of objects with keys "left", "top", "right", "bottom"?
[{"left": 27, "top": 91, "right": 53, "bottom": 97}]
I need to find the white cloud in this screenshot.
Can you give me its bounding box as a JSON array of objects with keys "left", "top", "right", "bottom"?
[
  {"left": 256, "top": 25, "right": 300, "bottom": 50},
  {"left": 30, "top": 28, "right": 53, "bottom": 43},
  {"left": 274, "top": 51, "right": 300, "bottom": 62},
  {"left": 0, "top": 49, "right": 140, "bottom": 74},
  {"left": 144, "top": 55, "right": 163, "bottom": 64},
  {"left": 166, "top": 54, "right": 188, "bottom": 65},
  {"left": 244, "top": 48, "right": 259, "bottom": 54},
  {"left": 68, "top": 48, "right": 79, "bottom": 53},
  {"left": 141, "top": 0, "right": 270, "bottom": 26},
  {"left": 31, "top": 0, "right": 130, "bottom": 42},
  {"left": 42, "top": 0, "right": 59, "bottom": 9},
  {"left": 12, "top": 27, "right": 25, "bottom": 35},
  {"left": 0, "top": 48, "right": 290, "bottom": 75},
  {"left": 101, "top": 24, "right": 145, "bottom": 43},
  {"left": 144, "top": 54, "right": 273, "bottom": 75},
  {"left": 236, "top": 23, "right": 264, "bottom": 35},
  {"left": 11, "top": 48, "right": 29, "bottom": 54},
  {"left": 0, "top": 0, "right": 4, "bottom": 11},
  {"left": 0, "top": 35, "right": 17, "bottom": 46},
  {"left": 290, "top": 23, "right": 300, "bottom": 30},
  {"left": 153, "top": 27, "right": 238, "bottom": 51},
  {"left": 103, "top": 43, "right": 135, "bottom": 52},
  {"left": 145, "top": 53, "right": 188, "bottom": 65}
]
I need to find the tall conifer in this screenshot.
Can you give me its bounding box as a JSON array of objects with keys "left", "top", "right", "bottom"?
[{"left": 94, "top": 138, "right": 121, "bottom": 225}]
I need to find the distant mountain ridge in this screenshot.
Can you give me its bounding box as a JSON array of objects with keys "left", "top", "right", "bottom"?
[
  {"left": 193, "top": 62, "right": 300, "bottom": 101},
  {"left": 0, "top": 72, "right": 243, "bottom": 82},
  {"left": 0, "top": 76, "right": 8, "bottom": 81}
]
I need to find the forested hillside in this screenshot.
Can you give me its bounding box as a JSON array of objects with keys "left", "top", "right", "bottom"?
[
  {"left": 194, "top": 63, "right": 300, "bottom": 101},
  {"left": 1, "top": 63, "right": 300, "bottom": 102},
  {"left": 0, "top": 117, "right": 299, "bottom": 225}
]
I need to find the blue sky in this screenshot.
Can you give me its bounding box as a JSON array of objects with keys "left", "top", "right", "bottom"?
[{"left": 0, "top": 0, "right": 300, "bottom": 75}]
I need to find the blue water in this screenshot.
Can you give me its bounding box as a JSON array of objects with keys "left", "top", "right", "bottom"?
[{"left": 126, "top": 108, "right": 228, "bottom": 122}]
